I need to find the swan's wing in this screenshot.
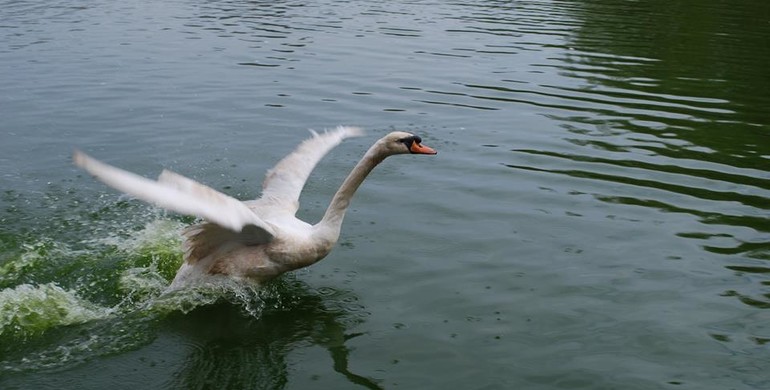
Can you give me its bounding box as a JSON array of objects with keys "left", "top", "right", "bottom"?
[
  {"left": 260, "top": 126, "right": 363, "bottom": 213},
  {"left": 73, "top": 150, "right": 276, "bottom": 237},
  {"left": 182, "top": 223, "right": 271, "bottom": 264}
]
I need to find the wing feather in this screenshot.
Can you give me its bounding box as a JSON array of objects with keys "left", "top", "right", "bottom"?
[
  {"left": 260, "top": 126, "right": 364, "bottom": 213},
  {"left": 73, "top": 150, "right": 275, "bottom": 237}
]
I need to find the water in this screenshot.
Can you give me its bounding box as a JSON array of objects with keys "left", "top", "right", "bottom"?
[{"left": 1, "top": 0, "right": 769, "bottom": 388}]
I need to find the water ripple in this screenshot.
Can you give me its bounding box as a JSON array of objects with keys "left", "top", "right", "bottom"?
[{"left": 2, "top": 0, "right": 770, "bottom": 386}]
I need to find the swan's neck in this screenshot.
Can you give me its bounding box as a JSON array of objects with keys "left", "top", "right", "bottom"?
[{"left": 316, "top": 145, "right": 385, "bottom": 239}]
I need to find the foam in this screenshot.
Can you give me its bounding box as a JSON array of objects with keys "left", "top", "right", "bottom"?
[
  {"left": 0, "top": 283, "right": 110, "bottom": 339},
  {"left": 95, "top": 219, "right": 185, "bottom": 254},
  {"left": 0, "top": 240, "right": 84, "bottom": 282}
]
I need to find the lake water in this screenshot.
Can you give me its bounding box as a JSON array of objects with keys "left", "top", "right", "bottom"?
[{"left": 1, "top": 0, "right": 769, "bottom": 388}]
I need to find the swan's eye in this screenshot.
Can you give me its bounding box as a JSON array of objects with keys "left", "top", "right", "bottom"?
[
  {"left": 398, "top": 136, "right": 415, "bottom": 147},
  {"left": 398, "top": 135, "right": 421, "bottom": 146}
]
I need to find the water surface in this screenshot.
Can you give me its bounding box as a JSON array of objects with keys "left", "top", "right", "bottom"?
[{"left": 1, "top": 0, "right": 769, "bottom": 389}]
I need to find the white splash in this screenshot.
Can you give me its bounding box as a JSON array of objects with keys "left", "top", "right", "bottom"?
[{"left": 0, "top": 283, "right": 110, "bottom": 339}]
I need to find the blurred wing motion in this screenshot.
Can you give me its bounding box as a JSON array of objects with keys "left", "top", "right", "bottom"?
[{"left": 73, "top": 150, "right": 275, "bottom": 237}]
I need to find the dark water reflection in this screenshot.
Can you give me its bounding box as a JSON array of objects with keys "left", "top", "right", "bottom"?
[
  {"left": 168, "top": 280, "right": 382, "bottom": 390},
  {"left": 502, "top": 0, "right": 770, "bottom": 310}
]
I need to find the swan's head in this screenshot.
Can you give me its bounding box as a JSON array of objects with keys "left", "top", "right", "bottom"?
[{"left": 377, "top": 131, "right": 438, "bottom": 156}]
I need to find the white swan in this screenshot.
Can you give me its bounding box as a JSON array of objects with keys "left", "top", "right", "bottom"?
[{"left": 74, "top": 127, "right": 437, "bottom": 290}]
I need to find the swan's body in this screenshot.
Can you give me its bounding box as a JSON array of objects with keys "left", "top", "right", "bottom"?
[{"left": 74, "top": 127, "right": 436, "bottom": 290}]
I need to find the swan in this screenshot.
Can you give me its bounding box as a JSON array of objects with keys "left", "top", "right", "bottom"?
[{"left": 73, "top": 127, "right": 437, "bottom": 290}]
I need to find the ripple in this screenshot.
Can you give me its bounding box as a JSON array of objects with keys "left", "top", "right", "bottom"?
[{"left": 2, "top": 0, "right": 770, "bottom": 386}]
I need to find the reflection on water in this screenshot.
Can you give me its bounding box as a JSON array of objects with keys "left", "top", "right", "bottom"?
[
  {"left": 499, "top": 0, "right": 770, "bottom": 311},
  {"left": 333, "top": 0, "right": 770, "bottom": 313},
  {"left": 169, "top": 280, "right": 381, "bottom": 390}
]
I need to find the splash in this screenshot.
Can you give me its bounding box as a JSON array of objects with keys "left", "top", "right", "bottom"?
[
  {"left": 118, "top": 267, "right": 169, "bottom": 306},
  {"left": 100, "top": 218, "right": 185, "bottom": 254},
  {"left": 0, "top": 218, "right": 271, "bottom": 338},
  {"left": 104, "top": 219, "right": 274, "bottom": 317},
  {"left": 0, "top": 219, "right": 185, "bottom": 338},
  {"left": 0, "top": 240, "right": 83, "bottom": 284},
  {"left": 0, "top": 283, "right": 110, "bottom": 339},
  {"left": 0, "top": 243, "right": 45, "bottom": 280},
  {"left": 0, "top": 216, "right": 285, "bottom": 374},
  {"left": 145, "top": 278, "right": 268, "bottom": 318},
  {"left": 98, "top": 219, "right": 186, "bottom": 281}
]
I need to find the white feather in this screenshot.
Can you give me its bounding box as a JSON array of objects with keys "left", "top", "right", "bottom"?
[
  {"left": 73, "top": 150, "right": 275, "bottom": 235},
  {"left": 260, "top": 126, "right": 364, "bottom": 213},
  {"left": 73, "top": 127, "right": 436, "bottom": 290}
]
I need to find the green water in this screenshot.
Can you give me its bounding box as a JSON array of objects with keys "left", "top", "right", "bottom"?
[{"left": 1, "top": 0, "right": 769, "bottom": 388}]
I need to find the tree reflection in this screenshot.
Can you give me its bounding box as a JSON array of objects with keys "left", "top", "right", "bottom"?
[
  {"left": 561, "top": 0, "right": 770, "bottom": 157},
  {"left": 550, "top": 0, "right": 770, "bottom": 309}
]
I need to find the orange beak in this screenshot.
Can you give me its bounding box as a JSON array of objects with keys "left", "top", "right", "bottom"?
[{"left": 410, "top": 142, "right": 438, "bottom": 155}]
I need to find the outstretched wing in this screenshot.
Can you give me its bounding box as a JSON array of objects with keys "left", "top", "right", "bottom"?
[
  {"left": 74, "top": 150, "right": 276, "bottom": 237},
  {"left": 260, "top": 126, "right": 363, "bottom": 214}
]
